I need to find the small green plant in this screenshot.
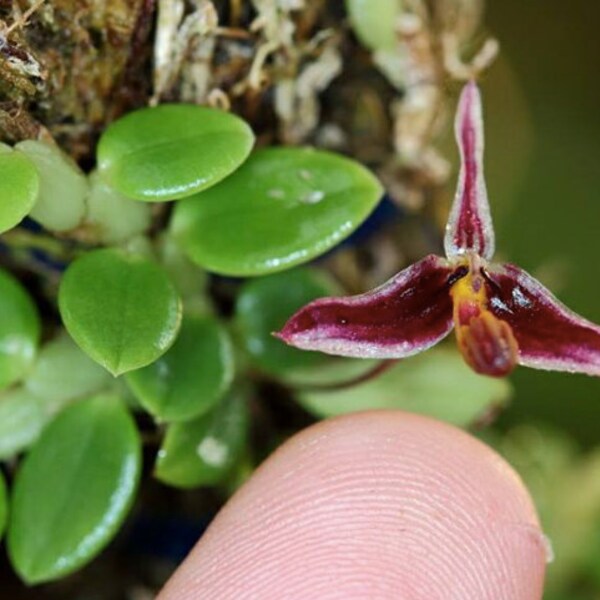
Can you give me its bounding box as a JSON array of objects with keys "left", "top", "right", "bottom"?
[
  {"left": 0, "top": 90, "right": 512, "bottom": 584},
  {"left": 0, "top": 95, "right": 386, "bottom": 583},
  {"left": 0, "top": 0, "right": 547, "bottom": 592}
]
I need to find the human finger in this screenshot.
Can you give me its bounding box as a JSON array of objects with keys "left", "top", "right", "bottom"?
[{"left": 159, "top": 410, "right": 547, "bottom": 600}]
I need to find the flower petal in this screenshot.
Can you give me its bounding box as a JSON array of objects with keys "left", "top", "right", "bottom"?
[
  {"left": 277, "top": 255, "right": 455, "bottom": 359},
  {"left": 486, "top": 263, "right": 600, "bottom": 376},
  {"left": 444, "top": 81, "right": 495, "bottom": 261}
]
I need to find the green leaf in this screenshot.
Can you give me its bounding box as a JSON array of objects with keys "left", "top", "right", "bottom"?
[
  {"left": 25, "top": 332, "right": 111, "bottom": 411},
  {"left": 0, "top": 389, "right": 45, "bottom": 460},
  {"left": 157, "top": 233, "right": 209, "bottom": 302},
  {"left": 297, "top": 348, "right": 512, "bottom": 427},
  {"left": 0, "top": 269, "right": 41, "bottom": 390},
  {"left": 0, "top": 471, "right": 7, "bottom": 540},
  {"left": 0, "top": 333, "right": 112, "bottom": 461},
  {"left": 235, "top": 267, "right": 339, "bottom": 375},
  {"left": 84, "top": 171, "right": 152, "bottom": 244},
  {"left": 283, "top": 357, "right": 380, "bottom": 387},
  {"left": 155, "top": 389, "right": 249, "bottom": 488},
  {"left": 345, "top": 0, "right": 403, "bottom": 51},
  {"left": 126, "top": 315, "right": 234, "bottom": 422},
  {"left": 0, "top": 145, "right": 39, "bottom": 233},
  {"left": 59, "top": 249, "right": 182, "bottom": 376},
  {"left": 171, "top": 147, "right": 383, "bottom": 276},
  {"left": 8, "top": 396, "right": 141, "bottom": 584},
  {"left": 16, "top": 140, "right": 88, "bottom": 232},
  {"left": 0, "top": 333, "right": 113, "bottom": 461},
  {"left": 97, "top": 104, "right": 255, "bottom": 202}
]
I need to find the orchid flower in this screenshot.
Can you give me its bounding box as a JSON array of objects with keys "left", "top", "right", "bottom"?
[{"left": 277, "top": 81, "right": 600, "bottom": 378}]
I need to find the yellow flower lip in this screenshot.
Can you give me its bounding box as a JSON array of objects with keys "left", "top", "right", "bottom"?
[{"left": 450, "top": 262, "right": 519, "bottom": 377}]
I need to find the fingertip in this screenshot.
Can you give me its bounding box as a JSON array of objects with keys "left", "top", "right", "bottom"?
[{"left": 160, "top": 411, "right": 546, "bottom": 600}]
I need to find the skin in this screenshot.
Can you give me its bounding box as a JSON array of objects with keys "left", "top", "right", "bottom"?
[{"left": 159, "top": 411, "right": 547, "bottom": 600}]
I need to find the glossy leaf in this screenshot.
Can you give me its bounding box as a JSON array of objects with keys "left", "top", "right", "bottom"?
[
  {"left": 25, "top": 332, "right": 111, "bottom": 411},
  {"left": 0, "top": 269, "right": 41, "bottom": 390},
  {"left": 84, "top": 171, "right": 151, "bottom": 244},
  {"left": 171, "top": 147, "right": 383, "bottom": 276},
  {"left": 126, "top": 315, "right": 234, "bottom": 422},
  {"left": 8, "top": 396, "right": 141, "bottom": 584},
  {"left": 236, "top": 268, "right": 339, "bottom": 375},
  {"left": 0, "top": 144, "right": 39, "bottom": 233},
  {"left": 0, "top": 334, "right": 112, "bottom": 461},
  {"left": 0, "top": 471, "right": 7, "bottom": 540},
  {"left": 157, "top": 233, "right": 209, "bottom": 302},
  {"left": 345, "top": 0, "right": 402, "bottom": 51},
  {"left": 16, "top": 140, "right": 88, "bottom": 232},
  {"left": 59, "top": 249, "right": 182, "bottom": 376},
  {"left": 282, "top": 357, "right": 381, "bottom": 387},
  {"left": 0, "top": 389, "right": 45, "bottom": 460},
  {"left": 97, "top": 104, "right": 254, "bottom": 201},
  {"left": 297, "top": 348, "right": 512, "bottom": 426},
  {"left": 155, "top": 389, "right": 249, "bottom": 488}
]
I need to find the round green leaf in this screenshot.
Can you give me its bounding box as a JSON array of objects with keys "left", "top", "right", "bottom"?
[
  {"left": 8, "top": 396, "right": 141, "bottom": 584},
  {"left": 235, "top": 267, "right": 339, "bottom": 375},
  {"left": 155, "top": 389, "right": 249, "bottom": 488},
  {"left": 0, "top": 471, "right": 7, "bottom": 540},
  {"left": 16, "top": 140, "right": 88, "bottom": 232},
  {"left": 283, "top": 357, "right": 380, "bottom": 387},
  {"left": 345, "top": 0, "right": 403, "bottom": 51},
  {"left": 59, "top": 249, "right": 182, "bottom": 376},
  {"left": 297, "top": 348, "right": 512, "bottom": 427},
  {"left": 157, "top": 233, "right": 210, "bottom": 304},
  {"left": 126, "top": 315, "right": 234, "bottom": 422},
  {"left": 0, "top": 389, "right": 45, "bottom": 460},
  {"left": 0, "top": 269, "right": 41, "bottom": 390},
  {"left": 171, "top": 147, "right": 383, "bottom": 276},
  {"left": 84, "top": 171, "right": 151, "bottom": 244},
  {"left": 25, "top": 332, "right": 111, "bottom": 411},
  {"left": 97, "top": 104, "right": 255, "bottom": 201},
  {"left": 0, "top": 332, "right": 113, "bottom": 461},
  {"left": 0, "top": 145, "right": 39, "bottom": 233}
]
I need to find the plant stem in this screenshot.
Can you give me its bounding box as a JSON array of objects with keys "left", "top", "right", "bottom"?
[{"left": 291, "top": 360, "right": 398, "bottom": 393}]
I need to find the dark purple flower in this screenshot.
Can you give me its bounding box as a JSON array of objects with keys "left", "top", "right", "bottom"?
[{"left": 277, "top": 82, "right": 600, "bottom": 378}]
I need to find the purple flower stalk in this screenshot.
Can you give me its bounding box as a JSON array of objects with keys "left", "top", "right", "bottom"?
[{"left": 277, "top": 82, "right": 600, "bottom": 378}]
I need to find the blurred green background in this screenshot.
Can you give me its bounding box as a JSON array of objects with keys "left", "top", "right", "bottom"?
[
  {"left": 487, "top": 0, "right": 600, "bottom": 443},
  {"left": 477, "top": 2, "right": 600, "bottom": 595}
]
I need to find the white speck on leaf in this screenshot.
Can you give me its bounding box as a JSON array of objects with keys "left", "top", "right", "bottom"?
[
  {"left": 300, "top": 190, "right": 325, "bottom": 204},
  {"left": 268, "top": 188, "right": 285, "bottom": 199},
  {"left": 197, "top": 436, "right": 229, "bottom": 467}
]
